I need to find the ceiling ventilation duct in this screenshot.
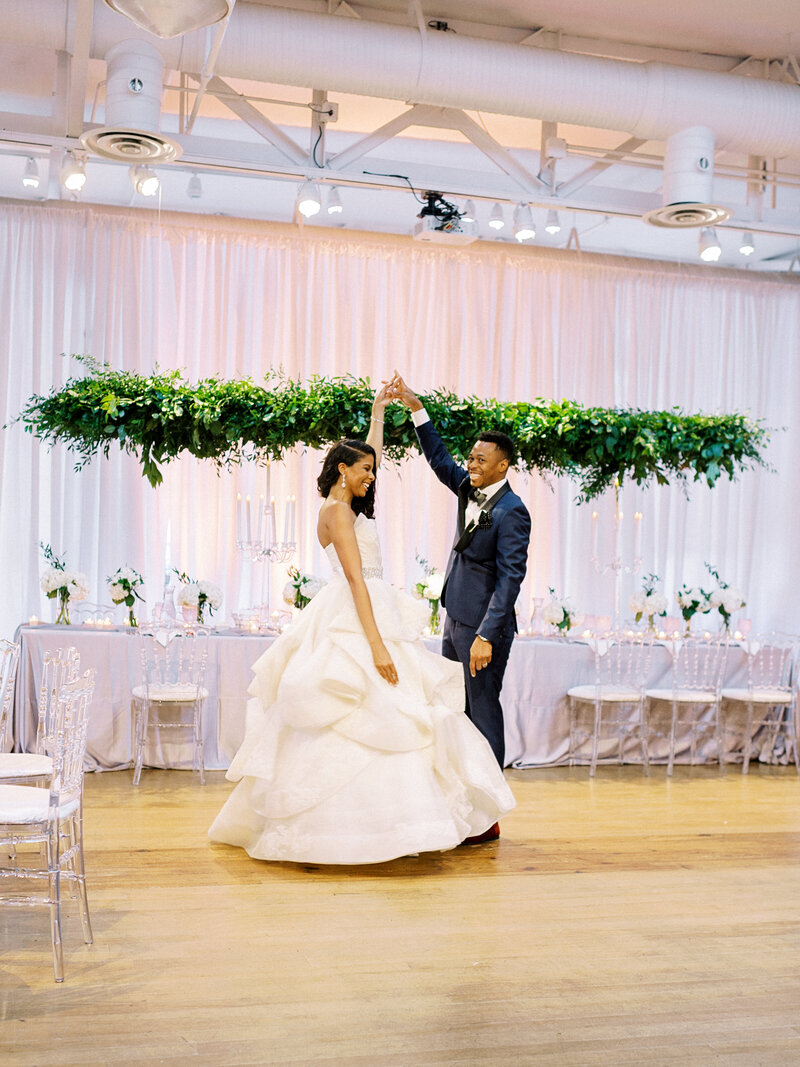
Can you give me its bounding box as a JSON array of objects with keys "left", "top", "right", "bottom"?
[
  {"left": 81, "top": 40, "right": 181, "bottom": 164},
  {"left": 102, "top": 0, "right": 233, "bottom": 39},
  {"left": 644, "top": 126, "right": 730, "bottom": 228}
]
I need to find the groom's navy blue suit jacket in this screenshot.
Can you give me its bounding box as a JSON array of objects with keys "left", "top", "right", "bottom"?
[{"left": 416, "top": 420, "right": 531, "bottom": 644}]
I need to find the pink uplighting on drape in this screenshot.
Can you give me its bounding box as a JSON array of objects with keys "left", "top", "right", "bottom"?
[{"left": 1, "top": 202, "right": 798, "bottom": 636}]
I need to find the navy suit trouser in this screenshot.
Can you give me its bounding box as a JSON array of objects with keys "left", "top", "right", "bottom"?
[{"left": 442, "top": 615, "right": 515, "bottom": 768}]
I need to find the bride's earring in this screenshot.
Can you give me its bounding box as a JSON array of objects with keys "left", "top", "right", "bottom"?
[{"left": 341, "top": 473, "right": 346, "bottom": 489}]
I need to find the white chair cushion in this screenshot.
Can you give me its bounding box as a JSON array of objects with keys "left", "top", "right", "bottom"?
[
  {"left": 0, "top": 784, "right": 79, "bottom": 822},
  {"left": 568, "top": 685, "right": 642, "bottom": 702},
  {"left": 131, "top": 685, "right": 209, "bottom": 702},
  {"left": 0, "top": 753, "right": 53, "bottom": 779},
  {"left": 645, "top": 688, "right": 717, "bottom": 702},
  {"left": 720, "top": 687, "right": 792, "bottom": 704}
]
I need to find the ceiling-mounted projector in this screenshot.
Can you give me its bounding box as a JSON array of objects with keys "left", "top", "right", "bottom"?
[{"left": 413, "top": 191, "right": 478, "bottom": 245}]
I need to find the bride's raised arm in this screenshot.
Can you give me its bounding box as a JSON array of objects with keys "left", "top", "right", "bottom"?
[{"left": 365, "top": 380, "right": 395, "bottom": 467}]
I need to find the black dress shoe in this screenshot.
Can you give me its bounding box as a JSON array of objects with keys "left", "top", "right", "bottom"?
[{"left": 460, "top": 822, "right": 500, "bottom": 846}]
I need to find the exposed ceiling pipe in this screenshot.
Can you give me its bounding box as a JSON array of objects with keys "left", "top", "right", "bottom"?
[{"left": 4, "top": 1, "right": 800, "bottom": 158}]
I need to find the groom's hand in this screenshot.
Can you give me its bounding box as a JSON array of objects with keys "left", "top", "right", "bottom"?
[
  {"left": 469, "top": 637, "right": 492, "bottom": 677},
  {"left": 391, "top": 373, "right": 424, "bottom": 413}
]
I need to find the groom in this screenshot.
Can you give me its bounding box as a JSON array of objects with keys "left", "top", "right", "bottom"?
[{"left": 394, "top": 376, "right": 531, "bottom": 824}]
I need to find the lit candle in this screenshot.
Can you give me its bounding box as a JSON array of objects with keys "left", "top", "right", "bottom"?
[
  {"left": 164, "top": 518, "right": 172, "bottom": 588},
  {"left": 633, "top": 511, "right": 642, "bottom": 558},
  {"left": 86, "top": 618, "right": 94, "bottom": 627},
  {"left": 615, "top": 510, "right": 623, "bottom": 559},
  {"left": 123, "top": 617, "right": 130, "bottom": 627},
  {"left": 283, "top": 498, "right": 289, "bottom": 544},
  {"left": 245, "top": 495, "right": 252, "bottom": 543},
  {"left": 236, "top": 493, "right": 243, "bottom": 541},
  {"left": 591, "top": 511, "right": 598, "bottom": 557},
  {"left": 257, "top": 495, "right": 265, "bottom": 544},
  {"left": 28, "top": 615, "right": 38, "bottom": 626},
  {"left": 270, "top": 497, "right": 277, "bottom": 544}
]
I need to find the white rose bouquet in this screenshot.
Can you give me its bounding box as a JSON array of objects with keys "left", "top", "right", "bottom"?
[
  {"left": 705, "top": 564, "right": 745, "bottom": 631},
  {"left": 174, "top": 569, "right": 222, "bottom": 623},
  {"left": 542, "top": 587, "right": 577, "bottom": 634},
  {"left": 283, "top": 566, "right": 326, "bottom": 610},
  {"left": 40, "top": 543, "right": 89, "bottom": 625},
  {"left": 629, "top": 573, "right": 668, "bottom": 630},
  {"left": 107, "top": 564, "right": 144, "bottom": 627},
  {"left": 415, "top": 556, "right": 445, "bottom": 634}
]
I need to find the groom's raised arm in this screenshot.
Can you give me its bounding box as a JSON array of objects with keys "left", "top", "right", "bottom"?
[{"left": 394, "top": 376, "right": 467, "bottom": 496}]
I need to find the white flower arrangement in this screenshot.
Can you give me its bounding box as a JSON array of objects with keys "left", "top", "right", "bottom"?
[
  {"left": 40, "top": 544, "right": 89, "bottom": 624},
  {"left": 542, "top": 588, "right": 577, "bottom": 633},
  {"left": 415, "top": 556, "right": 445, "bottom": 633},
  {"left": 630, "top": 574, "right": 668, "bottom": 629},
  {"left": 705, "top": 564, "right": 745, "bottom": 630},
  {"left": 173, "top": 570, "right": 222, "bottom": 622},
  {"left": 107, "top": 564, "right": 144, "bottom": 627},
  {"left": 283, "top": 566, "right": 326, "bottom": 610}
]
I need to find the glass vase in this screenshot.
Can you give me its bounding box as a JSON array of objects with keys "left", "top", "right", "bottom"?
[
  {"left": 127, "top": 607, "right": 138, "bottom": 628},
  {"left": 55, "top": 590, "right": 70, "bottom": 625},
  {"left": 427, "top": 601, "right": 441, "bottom": 635}
]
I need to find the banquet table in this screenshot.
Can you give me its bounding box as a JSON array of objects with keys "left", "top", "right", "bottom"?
[{"left": 12, "top": 623, "right": 774, "bottom": 773}]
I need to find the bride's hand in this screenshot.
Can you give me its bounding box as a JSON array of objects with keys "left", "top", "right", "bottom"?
[
  {"left": 372, "top": 380, "right": 395, "bottom": 413},
  {"left": 370, "top": 639, "right": 398, "bottom": 686}
]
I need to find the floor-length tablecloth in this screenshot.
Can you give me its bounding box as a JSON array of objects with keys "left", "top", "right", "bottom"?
[{"left": 11, "top": 624, "right": 764, "bottom": 771}]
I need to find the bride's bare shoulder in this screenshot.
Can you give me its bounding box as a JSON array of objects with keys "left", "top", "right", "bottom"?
[{"left": 317, "top": 500, "right": 356, "bottom": 547}]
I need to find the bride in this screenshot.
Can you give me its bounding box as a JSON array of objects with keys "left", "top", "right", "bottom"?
[{"left": 208, "top": 383, "right": 515, "bottom": 864}]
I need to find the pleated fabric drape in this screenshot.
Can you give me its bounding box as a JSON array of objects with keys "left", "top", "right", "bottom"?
[{"left": 1, "top": 201, "right": 798, "bottom": 636}]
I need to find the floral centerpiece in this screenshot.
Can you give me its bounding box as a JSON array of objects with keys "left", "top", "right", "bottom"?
[
  {"left": 40, "top": 544, "right": 90, "bottom": 625},
  {"left": 705, "top": 564, "right": 745, "bottom": 632},
  {"left": 415, "top": 557, "right": 445, "bottom": 635},
  {"left": 676, "top": 583, "right": 711, "bottom": 634},
  {"left": 542, "top": 588, "right": 577, "bottom": 634},
  {"left": 107, "top": 565, "right": 144, "bottom": 627},
  {"left": 630, "top": 574, "right": 668, "bottom": 631},
  {"left": 173, "top": 569, "right": 222, "bottom": 624},
  {"left": 283, "top": 566, "right": 325, "bottom": 610}
]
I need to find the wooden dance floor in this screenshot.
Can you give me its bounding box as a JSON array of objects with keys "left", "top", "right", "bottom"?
[{"left": 3, "top": 766, "right": 800, "bottom": 1065}]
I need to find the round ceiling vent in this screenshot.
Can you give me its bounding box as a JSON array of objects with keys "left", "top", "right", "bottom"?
[
  {"left": 80, "top": 127, "right": 182, "bottom": 163},
  {"left": 643, "top": 203, "right": 731, "bottom": 228}
]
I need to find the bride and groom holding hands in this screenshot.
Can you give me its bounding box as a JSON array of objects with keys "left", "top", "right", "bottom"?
[{"left": 209, "top": 373, "right": 531, "bottom": 864}]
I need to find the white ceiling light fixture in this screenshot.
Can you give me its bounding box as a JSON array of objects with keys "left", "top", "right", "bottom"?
[
  {"left": 102, "top": 0, "right": 233, "bottom": 39},
  {"left": 513, "top": 203, "right": 536, "bottom": 242},
  {"left": 698, "top": 227, "right": 722, "bottom": 262},
  {"left": 60, "top": 153, "right": 86, "bottom": 193},
  {"left": 488, "top": 203, "right": 505, "bottom": 231},
  {"left": 296, "top": 181, "right": 322, "bottom": 218},
  {"left": 545, "top": 210, "right": 561, "bottom": 235},
  {"left": 186, "top": 173, "right": 203, "bottom": 200},
  {"left": 22, "top": 157, "right": 40, "bottom": 189},
  {"left": 739, "top": 231, "right": 755, "bottom": 256},
  {"left": 130, "top": 165, "right": 160, "bottom": 197},
  {"left": 461, "top": 199, "right": 476, "bottom": 223},
  {"left": 326, "top": 186, "right": 343, "bottom": 214}
]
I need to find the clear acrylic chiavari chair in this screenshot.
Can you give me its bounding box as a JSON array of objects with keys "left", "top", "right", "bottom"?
[
  {"left": 0, "top": 668, "right": 96, "bottom": 982},
  {"left": 720, "top": 634, "right": 800, "bottom": 774},
  {"left": 645, "top": 633, "right": 729, "bottom": 775},
  {"left": 132, "top": 626, "right": 210, "bottom": 786},
  {"left": 0, "top": 638, "right": 20, "bottom": 754},
  {"left": 568, "top": 630, "right": 655, "bottom": 776},
  {"left": 0, "top": 646, "right": 80, "bottom": 785}
]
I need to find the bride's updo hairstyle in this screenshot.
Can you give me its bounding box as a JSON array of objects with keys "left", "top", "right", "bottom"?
[{"left": 317, "top": 439, "right": 377, "bottom": 519}]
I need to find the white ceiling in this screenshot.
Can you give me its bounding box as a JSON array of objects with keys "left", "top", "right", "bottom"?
[{"left": 1, "top": 0, "right": 800, "bottom": 272}]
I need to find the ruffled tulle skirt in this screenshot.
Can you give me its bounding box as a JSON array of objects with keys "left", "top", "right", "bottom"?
[{"left": 208, "top": 575, "right": 515, "bottom": 864}]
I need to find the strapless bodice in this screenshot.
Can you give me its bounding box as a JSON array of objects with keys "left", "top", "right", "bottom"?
[{"left": 323, "top": 514, "right": 383, "bottom": 579}]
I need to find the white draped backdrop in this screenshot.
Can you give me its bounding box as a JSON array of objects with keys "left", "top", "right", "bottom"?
[{"left": 1, "top": 201, "right": 799, "bottom": 638}]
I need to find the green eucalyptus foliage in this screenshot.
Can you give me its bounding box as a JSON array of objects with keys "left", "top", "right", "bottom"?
[{"left": 15, "top": 356, "right": 769, "bottom": 499}]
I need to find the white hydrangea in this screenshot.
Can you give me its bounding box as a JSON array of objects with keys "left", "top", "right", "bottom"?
[
  {"left": 708, "top": 586, "right": 724, "bottom": 608},
  {"left": 63, "top": 570, "right": 90, "bottom": 602},
  {"left": 542, "top": 600, "right": 566, "bottom": 626},
  {"left": 645, "top": 591, "right": 668, "bottom": 616},
  {"left": 629, "top": 590, "right": 646, "bottom": 615},
  {"left": 423, "top": 572, "right": 445, "bottom": 600},
  {"left": 108, "top": 581, "right": 126, "bottom": 603},
  {"left": 722, "top": 587, "right": 745, "bottom": 614},
  {"left": 176, "top": 582, "right": 200, "bottom": 607},
  {"left": 40, "top": 566, "right": 64, "bottom": 595},
  {"left": 303, "top": 576, "right": 326, "bottom": 599},
  {"left": 198, "top": 580, "right": 222, "bottom": 610}
]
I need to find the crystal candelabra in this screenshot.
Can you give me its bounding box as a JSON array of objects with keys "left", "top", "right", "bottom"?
[
  {"left": 590, "top": 480, "right": 643, "bottom": 626},
  {"left": 236, "top": 468, "right": 298, "bottom": 627}
]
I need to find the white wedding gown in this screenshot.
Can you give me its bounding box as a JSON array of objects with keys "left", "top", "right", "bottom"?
[{"left": 209, "top": 514, "right": 515, "bottom": 864}]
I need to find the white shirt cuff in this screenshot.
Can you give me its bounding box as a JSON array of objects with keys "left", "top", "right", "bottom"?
[{"left": 411, "top": 408, "right": 430, "bottom": 427}]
